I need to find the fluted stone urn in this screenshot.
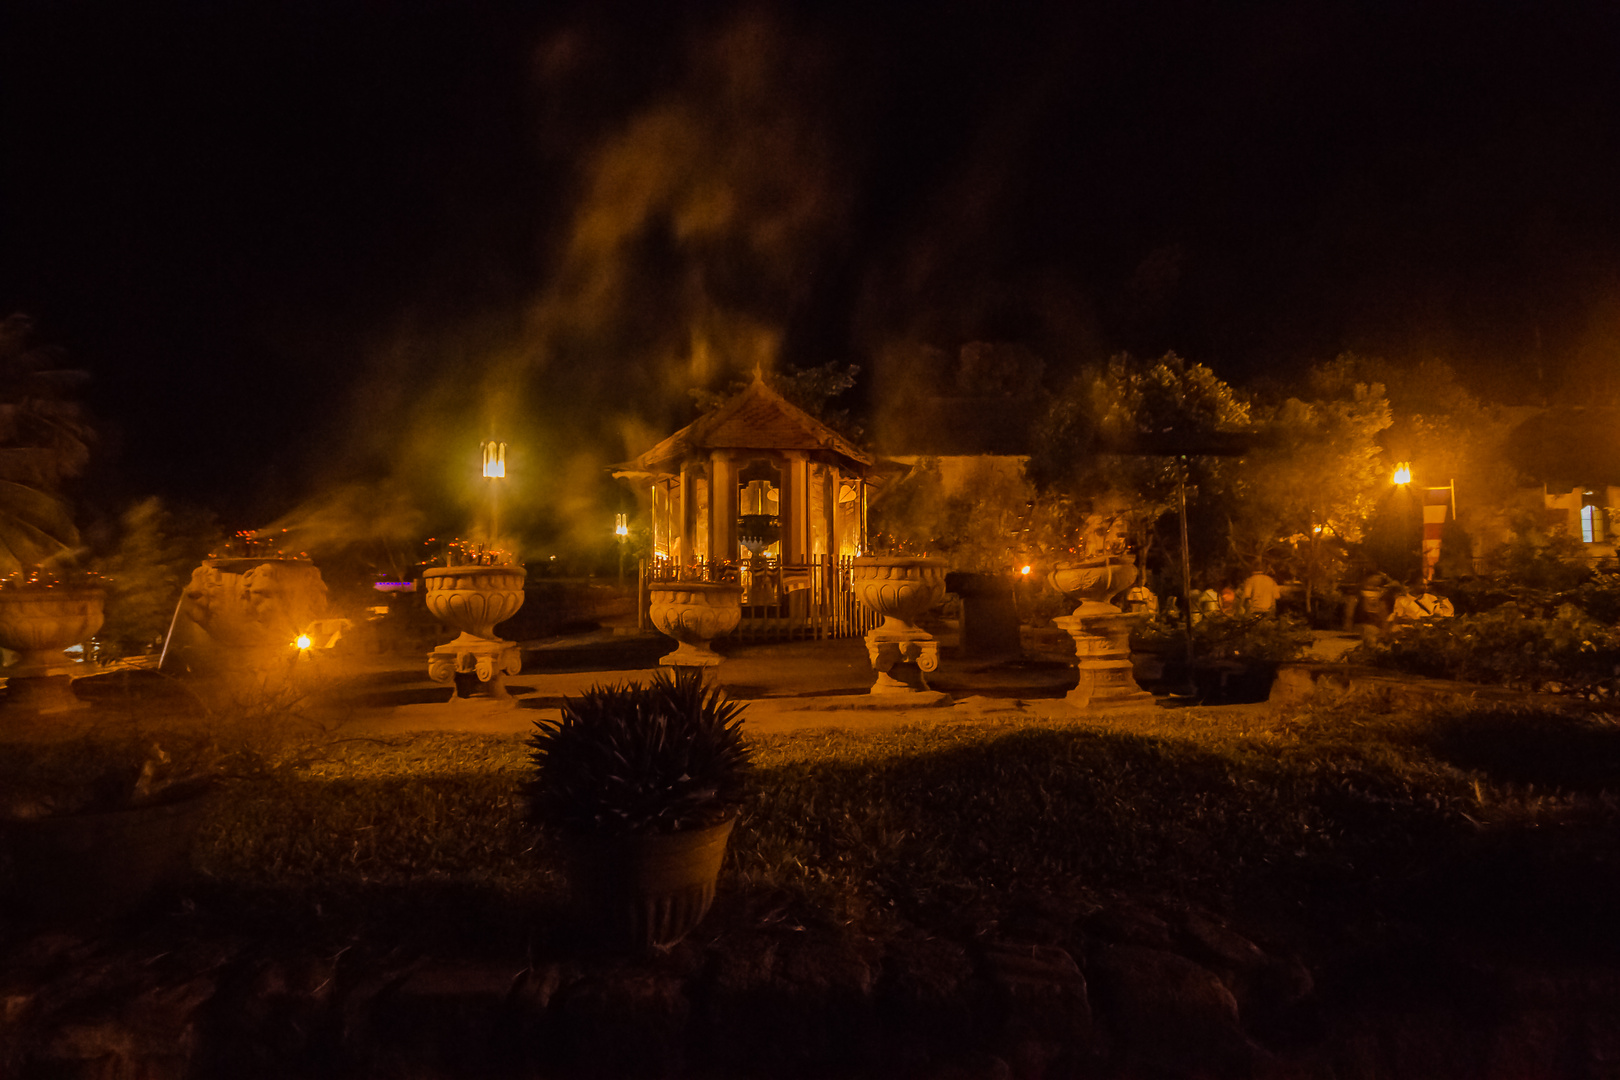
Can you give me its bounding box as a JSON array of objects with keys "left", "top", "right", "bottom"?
[
  {"left": 649, "top": 582, "right": 742, "bottom": 667},
  {"left": 1049, "top": 554, "right": 1151, "bottom": 710},
  {"left": 0, "top": 586, "right": 105, "bottom": 712},
  {"left": 851, "top": 556, "right": 949, "bottom": 694},
  {"left": 1050, "top": 553, "right": 1139, "bottom": 617},
  {"left": 424, "top": 565, "right": 525, "bottom": 700}
]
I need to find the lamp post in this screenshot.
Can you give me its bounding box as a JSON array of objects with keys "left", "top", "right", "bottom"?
[
  {"left": 615, "top": 512, "right": 629, "bottom": 588},
  {"left": 482, "top": 440, "right": 506, "bottom": 546}
]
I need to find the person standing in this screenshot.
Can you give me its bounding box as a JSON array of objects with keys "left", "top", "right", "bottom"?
[{"left": 1240, "top": 567, "right": 1280, "bottom": 614}]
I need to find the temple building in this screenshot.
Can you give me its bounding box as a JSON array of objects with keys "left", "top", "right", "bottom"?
[
  {"left": 614, "top": 373, "right": 874, "bottom": 567},
  {"left": 613, "top": 374, "right": 880, "bottom": 638}
]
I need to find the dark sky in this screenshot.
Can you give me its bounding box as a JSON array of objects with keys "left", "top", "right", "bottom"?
[{"left": 6, "top": 0, "right": 1620, "bottom": 528}]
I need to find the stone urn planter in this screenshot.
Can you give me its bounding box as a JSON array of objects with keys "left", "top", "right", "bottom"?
[
  {"left": 0, "top": 785, "right": 214, "bottom": 922},
  {"left": 424, "top": 565, "right": 526, "bottom": 699},
  {"left": 0, "top": 585, "right": 105, "bottom": 712},
  {"left": 851, "top": 556, "right": 949, "bottom": 694},
  {"left": 1050, "top": 553, "right": 1139, "bottom": 616},
  {"left": 1049, "top": 554, "right": 1152, "bottom": 710},
  {"left": 649, "top": 582, "right": 743, "bottom": 667}
]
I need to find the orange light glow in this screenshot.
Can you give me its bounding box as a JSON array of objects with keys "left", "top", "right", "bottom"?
[
  {"left": 295, "top": 634, "right": 312, "bottom": 650},
  {"left": 1020, "top": 565, "right": 1031, "bottom": 575},
  {"left": 1393, "top": 462, "right": 1412, "bottom": 485},
  {"left": 615, "top": 512, "right": 629, "bottom": 538}
]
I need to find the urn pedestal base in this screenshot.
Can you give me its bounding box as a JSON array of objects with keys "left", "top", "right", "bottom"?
[
  {"left": 1053, "top": 610, "right": 1153, "bottom": 710},
  {"left": 428, "top": 633, "right": 523, "bottom": 702},
  {"left": 864, "top": 627, "right": 940, "bottom": 695},
  {"left": 2, "top": 672, "right": 86, "bottom": 713}
]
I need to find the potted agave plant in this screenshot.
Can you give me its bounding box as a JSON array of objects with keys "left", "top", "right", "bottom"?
[
  {"left": 0, "top": 733, "right": 221, "bottom": 921},
  {"left": 525, "top": 667, "right": 751, "bottom": 952}
]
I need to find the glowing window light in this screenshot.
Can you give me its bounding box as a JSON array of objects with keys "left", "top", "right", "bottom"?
[
  {"left": 1582, "top": 505, "right": 1598, "bottom": 544},
  {"left": 1392, "top": 462, "right": 1412, "bottom": 486},
  {"left": 482, "top": 441, "right": 506, "bottom": 479}
]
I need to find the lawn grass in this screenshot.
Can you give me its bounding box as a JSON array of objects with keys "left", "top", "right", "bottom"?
[{"left": 156, "top": 690, "right": 1620, "bottom": 965}]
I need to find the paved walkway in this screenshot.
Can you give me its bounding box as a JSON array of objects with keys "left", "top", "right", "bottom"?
[{"left": 337, "top": 628, "right": 1098, "bottom": 737}]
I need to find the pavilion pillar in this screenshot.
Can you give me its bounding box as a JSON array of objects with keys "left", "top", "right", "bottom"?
[
  {"left": 783, "top": 453, "right": 810, "bottom": 562},
  {"left": 709, "top": 453, "right": 738, "bottom": 564},
  {"left": 678, "top": 464, "right": 696, "bottom": 566}
]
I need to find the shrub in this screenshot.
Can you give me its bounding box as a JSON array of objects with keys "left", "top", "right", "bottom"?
[
  {"left": 524, "top": 668, "right": 752, "bottom": 834},
  {"left": 1354, "top": 604, "right": 1620, "bottom": 701},
  {"left": 1133, "top": 612, "right": 1313, "bottom": 664}
]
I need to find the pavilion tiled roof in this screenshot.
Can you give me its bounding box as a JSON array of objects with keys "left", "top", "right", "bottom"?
[{"left": 615, "top": 374, "right": 873, "bottom": 476}]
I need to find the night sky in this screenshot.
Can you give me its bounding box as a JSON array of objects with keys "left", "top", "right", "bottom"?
[{"left": 6, "top": 1, "right": 1620, "bottom": 532}]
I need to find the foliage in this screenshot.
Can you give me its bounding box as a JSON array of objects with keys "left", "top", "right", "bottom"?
[
  {"left": 1568, "top": 572, "right": 1620, "bottom": 625},
  {"left": 1029, "top": 353, "right": 1250, "bottom": 562},
  {"left": 867, "top": 456, "right": 1079, "bottom": 569},
  {"left": 1487, "top": 510, "right": 1596, "bottom": 592},
  {"left": 1353, "top": 604, "right": 1620, "bottom": 701},
  {"left": 0, "top": 315, "right": 92, "bottom": 574},
  {"left": 1133, "top": 612, "right": 1313, "bottom": 664},
  {"left": 1227, "top": 370, "right": 1392, "bottom": 609},
  {"left": 525, "top": 668, "right": 752, "bottom": 834},
  {"left": 89, "top": 498, "right": 223, "bottom": 660}
]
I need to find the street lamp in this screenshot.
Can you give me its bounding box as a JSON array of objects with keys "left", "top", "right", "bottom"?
[
  {"left": 615, "top": 513, "right": 629, "bottom": 587},
  {"left": 482, "top": 440, "right": 507, "bottom": 545},
  {"left": 1392, "top": 462, "right": 1411, "bottom": 486}
]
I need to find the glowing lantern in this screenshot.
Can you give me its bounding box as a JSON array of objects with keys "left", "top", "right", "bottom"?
[
  {"left": 1392, "top": 462, "right": 1412, "bottom": 486},
  {"left": 615, "top": 513, "right": 629, "bottom": 538},
  {"left": 295, "top": 634, "right": 312, "bottom": 650},
  {"left": 482, "top": 441, "right": 507, "bottom": 479}
]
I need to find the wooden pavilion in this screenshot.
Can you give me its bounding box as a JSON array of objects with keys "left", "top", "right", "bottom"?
[{"left": 613, "top": 374, "right": 879, "bottom": 638}]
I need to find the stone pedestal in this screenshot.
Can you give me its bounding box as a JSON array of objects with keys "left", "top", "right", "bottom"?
[
  {"left": 428, "top": 636, "right": 524, "bottom": 701},
  {"left": 1053, "top": 610, "right": 1153, "bottom": 710},
  {"left": 424, "top": 565, "right": 526, "bottom": 701},
  {"left": 865, "top": 628, "right": 940, "bottom": 693},
  {"left": 852, "top": 556, "right": 948, "bottom": 696},
  {"left": 649, "top": 582, "right": 742, "bottom": 668}
]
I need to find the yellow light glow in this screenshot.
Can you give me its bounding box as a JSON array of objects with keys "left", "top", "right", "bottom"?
[
  {"left": 1020, "top": 565, "right": 1032, "bottom": 575},
  {"left": 615, "top": 512, "right": 629, "bottom": 537},
  {"left": 1393, "top": 463, "right": 1412, "bottom": 486},
  {"left": 296, "top": 634, "right": 312, "bottom": 650},
  {"left": 482, "top": 440, "right": 506, "bottom": 479}
]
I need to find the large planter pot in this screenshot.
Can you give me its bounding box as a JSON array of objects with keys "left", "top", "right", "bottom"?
[
  {"left": 423, "top": 565, "right": 527, "bottom": 641},
  {"left": 563, "top": 814, "right": 735, "bottom": 952},
  {"left": 424, "top": 565, "right": 527, "bottom": 699},
  {"left": 851, "top": 556, "right": 949, "bottom": 634},
  {"left": 0, "top": 586, "right": 106, "bottom": 711},
  {"left": 1050, "top": 554, "right": 1138, "bottom": 617},
  {"left": 649, "top": 582, "right": 743, "bottom": 667},
  {"left": 0, "top": 786, "right": 214, "bottom": 922},
  {"left": 852, "top": 557, "right": 949, "bottom": 695},
  {"left": 0, "top": 586, "right": 106, "bottom": 670}
]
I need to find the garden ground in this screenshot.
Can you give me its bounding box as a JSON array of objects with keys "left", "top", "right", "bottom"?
[{"left": 2, "top": 628, "right": 1618, "bottom": 1078}]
